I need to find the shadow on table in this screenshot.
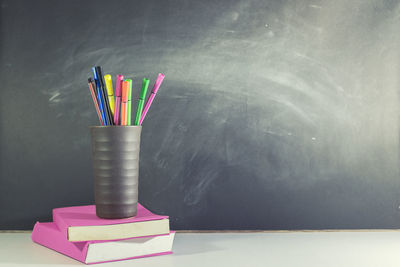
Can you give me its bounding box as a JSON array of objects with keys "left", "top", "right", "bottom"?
[{"left": 172, "top": 233, "right": 246, "bottom": 257}]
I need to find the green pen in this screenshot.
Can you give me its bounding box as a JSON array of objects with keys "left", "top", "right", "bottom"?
[
  {"left": 134, "top": 78, "right": 150, "bottom": 125},
  {"left": 125, "top": 79, "right": 133, "bottom": 125}
]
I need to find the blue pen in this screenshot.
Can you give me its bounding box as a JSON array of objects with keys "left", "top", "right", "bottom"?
[{"left": 92, "top": 67, "right": 108, "bottom": 125}]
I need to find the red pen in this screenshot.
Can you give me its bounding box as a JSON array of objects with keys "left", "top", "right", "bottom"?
[{"left": 88, "top": 78, "right": 103, "bottom": 125}]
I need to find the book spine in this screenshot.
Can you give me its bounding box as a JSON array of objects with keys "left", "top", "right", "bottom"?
[
  {"left": 31, "top": 222, "right": 87, "bottom": 264},
  {"left": 52, "top": 209, "right": 70, "bottom": 240}
]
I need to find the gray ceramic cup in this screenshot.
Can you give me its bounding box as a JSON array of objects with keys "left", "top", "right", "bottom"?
[{"left": 90, "top": 126, "right": 142, "bottom": 219}]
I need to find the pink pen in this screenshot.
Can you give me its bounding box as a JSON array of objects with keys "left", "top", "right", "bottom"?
[
  {"left": 139, "top": 73, "right": 165, "bottom": 125},
  {"left": 113, "top": 74, "right": 124, "bottom": 125}
]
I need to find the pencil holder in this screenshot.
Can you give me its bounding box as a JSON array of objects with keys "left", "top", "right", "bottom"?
[{"left": 90, "top": 126, "right": 142, "bottom": 219}]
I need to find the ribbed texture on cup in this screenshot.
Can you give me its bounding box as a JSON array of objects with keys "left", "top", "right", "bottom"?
[{"left": 90, "top": 126, "right": 142, "bottom": 219}]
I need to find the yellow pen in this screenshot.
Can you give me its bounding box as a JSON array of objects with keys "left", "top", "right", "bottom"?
[{"left": 104, "top": 74, "right": 115, "bottom": 116}]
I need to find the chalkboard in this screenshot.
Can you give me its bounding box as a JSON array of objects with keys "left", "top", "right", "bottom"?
[{"left": 1, "top": 0, "right": 400, "bottom": 230}]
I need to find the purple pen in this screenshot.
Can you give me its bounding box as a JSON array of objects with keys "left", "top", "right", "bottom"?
[
  {"left": 114, "top": 74, "right": 124, "bottom": 125},
  {"left": 139, "top": 73, "right": 165, "bottom": 125}
]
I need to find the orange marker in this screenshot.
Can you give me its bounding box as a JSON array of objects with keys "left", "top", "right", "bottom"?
[{"left": 121, "top": 81, "right": 129, "bottom": 126}]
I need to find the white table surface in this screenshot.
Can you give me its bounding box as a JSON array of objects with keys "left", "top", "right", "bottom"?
[{"left": 0, "top": 231, "right": 399, "bottom": 266}]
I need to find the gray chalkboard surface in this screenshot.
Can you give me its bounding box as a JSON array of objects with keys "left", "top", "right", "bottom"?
[{"left": 1, "top": 0, "right": 400, "bottom": 230}]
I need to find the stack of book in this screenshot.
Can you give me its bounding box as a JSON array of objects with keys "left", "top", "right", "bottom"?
[{"left": 32, "top": 204, "right": 174, "bottom": 264}]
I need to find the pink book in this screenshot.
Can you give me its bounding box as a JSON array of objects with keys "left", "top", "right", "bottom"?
[
  {"left": 53, "top": 203, "right": 170, "bottom": 242},
  {"left": 31, "top": 222, "right": 175, "bottom": 265}
]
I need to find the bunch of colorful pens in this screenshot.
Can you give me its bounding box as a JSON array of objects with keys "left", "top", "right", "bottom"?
[{"left": 87, "top": 66, "right": 165, "bottom": 126}]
